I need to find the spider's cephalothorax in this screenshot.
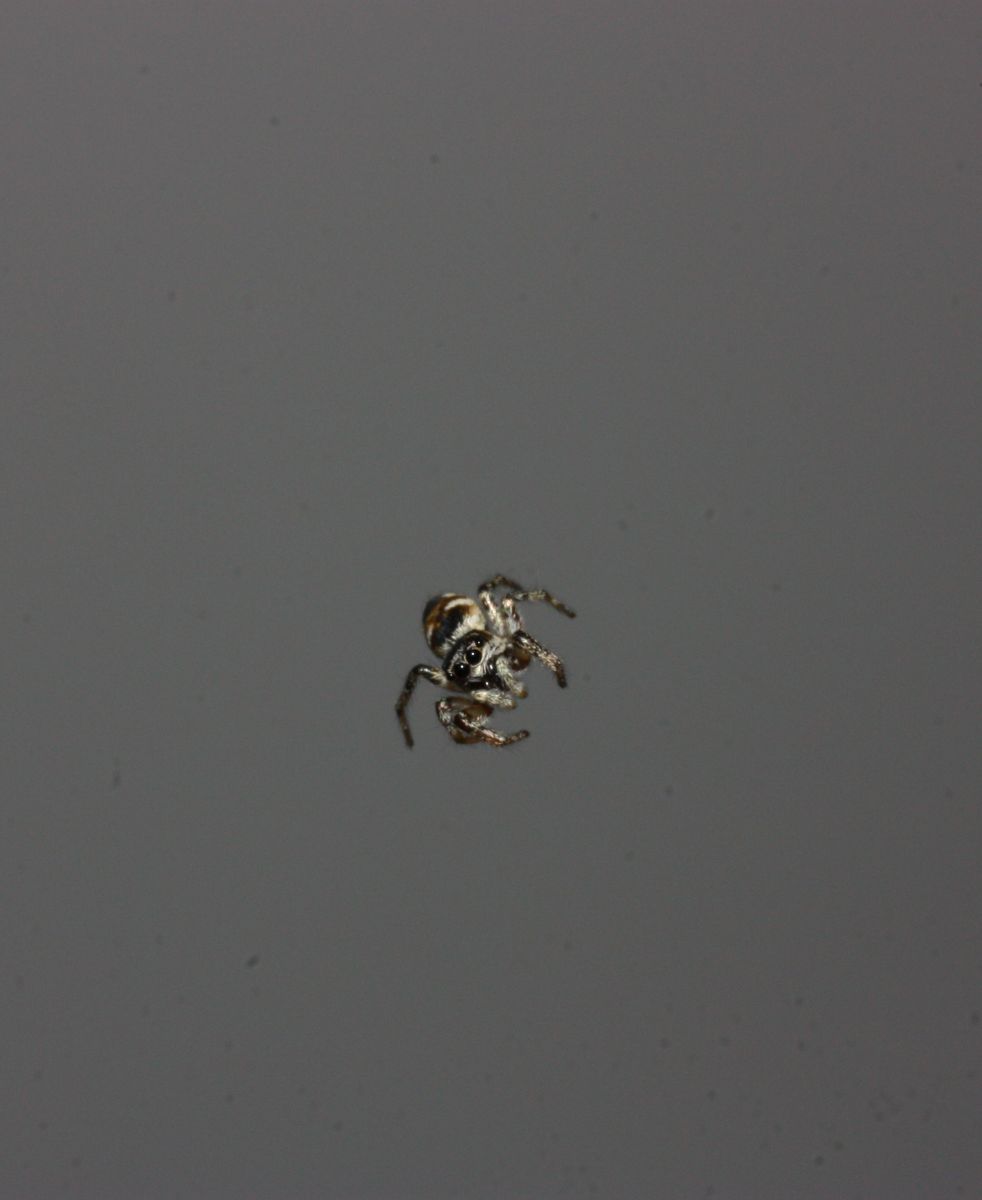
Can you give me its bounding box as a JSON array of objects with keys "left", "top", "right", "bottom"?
[{"left": 396, "top": 575, "right": 576, "bottom": 748}]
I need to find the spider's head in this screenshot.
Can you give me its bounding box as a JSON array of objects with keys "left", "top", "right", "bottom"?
[{"left": 444, "top": 631, "right": 497, "bottom": 689}]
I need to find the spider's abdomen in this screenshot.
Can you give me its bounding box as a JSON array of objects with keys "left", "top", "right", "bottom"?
[{"left": 423, "top": 593, "right": 485, "bottom": 657}]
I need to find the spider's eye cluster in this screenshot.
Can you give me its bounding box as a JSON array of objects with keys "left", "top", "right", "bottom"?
[{"left": 451, "top": 642, "right": 484, "bottom": 682}]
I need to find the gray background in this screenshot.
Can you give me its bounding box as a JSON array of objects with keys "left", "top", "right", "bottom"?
[{"left": 2, "top": 3, "right": 980, "bottom": 1197}]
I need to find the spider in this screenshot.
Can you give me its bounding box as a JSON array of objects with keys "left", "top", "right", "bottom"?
[{"left": 396, "top": 574, "right": 576, "bottom": 747}]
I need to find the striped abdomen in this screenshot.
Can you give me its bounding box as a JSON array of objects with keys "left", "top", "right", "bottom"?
[{"left": 423, "top": 594, "right": 485, "bottom": 657}]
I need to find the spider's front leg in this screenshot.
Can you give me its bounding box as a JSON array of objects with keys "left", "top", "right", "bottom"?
[
  {"left": 513, "top": 630, "right": 568, "bottom": 687},
  {"left": 396, "top": 664, "right": 450, "bottom": 748},
  {"left": 436, "top": 698, "right": 530, "bottom": 747},
  {"left": 479, "top": 575, "right": 577, "bottom": 622}
]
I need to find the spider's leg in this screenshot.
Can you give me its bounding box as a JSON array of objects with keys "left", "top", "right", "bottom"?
[
  {"left": 508, "top": 588, "right": 576, "bottom": 619},
  {"left": 477, "top": 580, "right": 507, "bottom": 634},
  {"left": 469, "top": 687, "right": 519, "bottom": 709},
  {"left": 479, "top": 575, "right": 525, "bottom": 630},
  {"left": 437, "top": 698, "right": 530, "bottom": 747},
  {"left": 479, "top": 574, "right": 526, "bottom": 596},
  {"left": 479, "top": 575, "right": 576, "bottom": 620},
  {"left": 396, "top": 664, "right": 450, "bottom": 748},
  {"left": 513, "top": 630, "right": 568, "bottom": 687}
]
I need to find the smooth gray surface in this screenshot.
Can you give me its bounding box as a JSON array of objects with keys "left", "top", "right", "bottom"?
[{"left": 3, "top": 4, "right": 980, "bottom": 1197}]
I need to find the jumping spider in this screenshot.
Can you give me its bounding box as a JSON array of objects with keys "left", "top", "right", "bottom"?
[{"left": 396, "top": 574, "right": 576, "bottom": 747}]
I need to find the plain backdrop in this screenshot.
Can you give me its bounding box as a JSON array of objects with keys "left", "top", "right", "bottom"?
[{"left": 2, "top": 3, "right": 980, "bottom": 1198}]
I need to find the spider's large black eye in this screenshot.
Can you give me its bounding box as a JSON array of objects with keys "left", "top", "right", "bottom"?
[
  {"left": 452, "top": 661, "right": 469, "bottom": 681},
  {"left": 465, "top": 646, "right": 482, "bottom": 665}
]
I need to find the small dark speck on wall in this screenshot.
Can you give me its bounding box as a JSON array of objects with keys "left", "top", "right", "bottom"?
[{"left": 245, "top": 955, "right": 260, "bottom": 968}]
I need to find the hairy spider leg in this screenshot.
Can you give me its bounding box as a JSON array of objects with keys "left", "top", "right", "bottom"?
[
  {"left": 396, "top": 664, "right": 450, "bottom": 748},
  {"left": 513, "top": 630, "right": 568, "bottom": 687},
  {"left": 436, "top": 698, "right": 530, "bottom": 747},
  {"left": 478, "top": 575, "right": 577, "bottom": 619}
]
